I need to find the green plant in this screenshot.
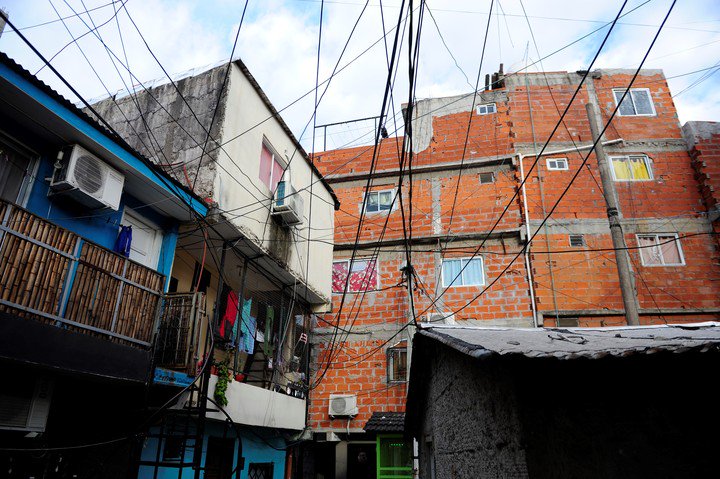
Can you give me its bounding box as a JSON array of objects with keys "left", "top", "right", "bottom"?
[{"left": 214, "top": 359, "right": 233, "bottom": 407}]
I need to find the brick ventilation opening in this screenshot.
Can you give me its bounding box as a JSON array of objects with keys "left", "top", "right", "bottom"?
[
  {"left": 479, "top": 172, "right": 495, "bottom": 184},
  {"left": 569, "top": 234, "right": 585, "bottom": 247}
]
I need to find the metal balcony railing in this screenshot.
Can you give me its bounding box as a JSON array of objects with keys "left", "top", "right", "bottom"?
[
  {"left": 155, "top": 292, "right": 206, "bottom": 374},
  {"left": 0, "top": 200, "right": 165, "bottom": 348}
]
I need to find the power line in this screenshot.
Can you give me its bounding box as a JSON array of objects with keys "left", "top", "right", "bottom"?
[
  {"left": 416, "top": 0, "right": 632, "bottom": 321},
  {"left": 430, "top": 0, "right": 678, "bottom": 324}
]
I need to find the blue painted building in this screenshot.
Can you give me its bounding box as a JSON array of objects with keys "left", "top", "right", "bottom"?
[{"left": 0, "top": 51, "right": 208, "bottom": 478}]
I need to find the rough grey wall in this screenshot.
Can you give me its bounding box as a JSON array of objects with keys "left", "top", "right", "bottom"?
[
  {"left": 418, "top": 342, "right": 529, "bottom": 479},
  {"left": 516, "top": 352, "right": 720, "bottom": 479},
  {"left": 88, "top": 65, "right": 229, "bottom": 199}
]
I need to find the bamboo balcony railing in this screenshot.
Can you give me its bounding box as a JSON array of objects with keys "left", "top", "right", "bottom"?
[{"left": 0, "top": 199, "right": 165, "bottom": 348}]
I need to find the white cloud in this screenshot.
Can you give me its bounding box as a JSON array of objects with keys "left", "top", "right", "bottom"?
[{"left": 1, "top": 0, "right": 719, "bottom": 148}]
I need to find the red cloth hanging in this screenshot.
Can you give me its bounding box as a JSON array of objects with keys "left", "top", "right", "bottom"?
[{"left": 219, "top": 291, "right": 239, "bottom": 339}]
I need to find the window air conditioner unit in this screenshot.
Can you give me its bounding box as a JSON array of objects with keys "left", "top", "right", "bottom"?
[
  {"left": 427, "top": 312, "right": 456, "bottom": 325},
  {"left": 0, "top": 379, "right": 53, "bottom": 433},
  {"left": 328, "top": 394, "right": 358, "bottom": 417},
  {"left": 50, "top": 144, "right": 124, "bottom": 211},
  {"left": 272, "top": 180, "right": 304, "bottom": 226}
]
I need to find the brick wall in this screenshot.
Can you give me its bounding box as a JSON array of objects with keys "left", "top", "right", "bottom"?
[{"left": 308, "top": 69, "right": 720, "bottom": 433}]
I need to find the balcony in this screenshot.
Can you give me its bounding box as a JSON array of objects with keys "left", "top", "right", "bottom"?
[{"left": 0, "top": 200, "right": 165, "bottom": 381}]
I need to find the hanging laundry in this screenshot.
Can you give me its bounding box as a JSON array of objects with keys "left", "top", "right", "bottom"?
[
  {"left": 262, "top": 306, "right": 274, "bottom": 358},
  {"left": 239, "top": 298, "right": 255, "bottom": 354},
  {"left": 219, "top": 290, "right": 238, "bottom": 341},
  {"left": 114, "top": 225, "right": 132, "bottom": 257}
]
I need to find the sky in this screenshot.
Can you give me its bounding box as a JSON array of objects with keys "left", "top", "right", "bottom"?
[{"left": 1, "top": 0, "right": 719, "bottom": 151}]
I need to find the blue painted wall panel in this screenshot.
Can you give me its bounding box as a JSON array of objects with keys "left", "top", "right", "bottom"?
[
  {"left": 0, "top": 61, "right": 208, "bottom": 216},
  {"left": 137, "top": 423, "right": 286, "bottom": 479},
  {"left": 25, "top": 156, "right": 123, "bottom": 250},
  {"left": 24, "top": 156, "right": 180, "bottom": 275}
]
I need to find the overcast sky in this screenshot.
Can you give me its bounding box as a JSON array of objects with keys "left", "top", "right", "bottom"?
[{"left": 1, "top": 0, "right": 719, "bottom": 151}]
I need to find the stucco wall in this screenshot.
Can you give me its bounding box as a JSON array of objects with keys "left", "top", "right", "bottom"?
[
  {"left": 218, "top": 64, "right": 334, "bottom": 302},
  {"left": 417, "top": 342, "right": 529, "bottom": 479}
]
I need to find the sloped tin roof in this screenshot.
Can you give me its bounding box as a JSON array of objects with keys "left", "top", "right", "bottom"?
[
  {"left": 364, "top": 411, "right": 406, "bottom": 432},
  {"left": 417, "top": 322, "right": 720, "bottom": 360}
]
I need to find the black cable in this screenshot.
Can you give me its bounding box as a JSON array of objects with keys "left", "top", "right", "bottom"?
[
  {"left": 33, "top": 0, "right": 129, "bottom": 76},
  {"left": 311, "top": 0, "right": 409, "bottom": 389},
  {"left": 415, "top": 0, "right": 630, "bottom": 320},
  {"left": 443, "top": 0, "right": 495, "bottom": 245},
  {"left": 429, "top": 0, "right": 678, "bottom": 323},
  {"left": 191, "top": 1, "right": 249, "bottom": 192}
]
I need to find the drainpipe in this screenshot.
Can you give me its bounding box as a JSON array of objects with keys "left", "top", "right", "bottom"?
[
  {"left": 517, "top": 154, "right": 539, "bottom": 328},
  {"left": 517, "top": 139, "right": 624, "bottom": 327}
]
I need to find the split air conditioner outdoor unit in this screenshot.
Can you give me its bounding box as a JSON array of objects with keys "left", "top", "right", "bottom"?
[
  {"left": 0, "top": 379, "right": 53, "bottom": 433},
  {"left": 272, "top": 180, "right": 304, "bottom": 226},
  {"left": 328, "top": 393, "right": 358, "bottom": 417},
  {"left": 50, "top": 144, "right": 124, "bottom": 211}
]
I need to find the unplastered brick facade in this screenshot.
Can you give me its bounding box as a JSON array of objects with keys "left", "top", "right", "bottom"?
[{"left": 309, "top": 68, "right": 720, "bottom": 434}]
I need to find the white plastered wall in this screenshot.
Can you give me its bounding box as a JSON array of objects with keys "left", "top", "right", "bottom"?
[{"left": 214, "top": 64, "right": 334, "bottom": 303}]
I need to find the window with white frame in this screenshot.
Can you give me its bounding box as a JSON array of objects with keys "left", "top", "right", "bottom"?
[
  {"left": 332, "top": 259, "right": 378, "bottom": 293},
  {"left": 610, "top": 155, "right": 653, "bottom": 181},
  {"left": 476, "top": 103, "right": 497, "bottom": 115},
  {"left": 442, "top": 257, "right": 485, "bottom": 287},
  {"left": 637, "top": 234, "right": 684, "bottom": 266},
  {"left": 546, "top": 158, "right": 569, "bottom": 171},
  {"left": 259, "top": 143, "right": 285, "bottom": 193},
  {"left": 365, "top": 189, "right": 395, "bottom": 213},
  {"left": 387, "top": 344, "right": 407, "bottom": 383},
  {"left": 613, "top": 88, "right": 655, "bottom": 116}
]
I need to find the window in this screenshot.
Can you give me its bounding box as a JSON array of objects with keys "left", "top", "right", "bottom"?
[
  {"left": 442, "top": 257, "right": 485, "bottom": 287},
  {"left": 546, "top": 158, "right": 568, "bottom": 171},
  {"left": 610, "top": 155, "right": 652, "bottom": 181},
  {"left": 476, "top": 103, "right": 497, "bottom": 115},
  {"left": 479, "top": 172, "right": 495, "bottom": 184},
  {"left": 162, "top": 436, "right": 185, "bottom": 461},
  {"left": 637, "top": 234, "right": 684, "bottom": 266},
  {"left": 613, "top": 88, "right": 655, "bottom": 116},
  {"left": 259, "top": 143, "right": 285, "bottom": 193},
  {"left": 248, "top": 463, "right": 274, "bottom": 479},
  {"left": 332, "top": 259, "right": 378, "bottom": 293},
  {"left": 365, "top": 189, "right": 395, "bottom": 213},
  {"left": 387, "top": 345, "right": 407, "bottom": 383},
  {"left": 0, "top": 139, "right": 35, "bottom": 205},
  {"left": 569, "top": 234, "right": 585, "bottom": 247}
]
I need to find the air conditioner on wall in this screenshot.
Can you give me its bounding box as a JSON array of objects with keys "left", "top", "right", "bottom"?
[
  {"left": 0, "top": 379, "right": 53, "bottom": 433},
  {"left": 50, "top": 144, "right": 124, "bottom": 211},
  {"left": 272, "top": 180, "right": 304, "bottom": 226},
  {"left": 328, "top": 394, "right": 358, "bottom": 417}
]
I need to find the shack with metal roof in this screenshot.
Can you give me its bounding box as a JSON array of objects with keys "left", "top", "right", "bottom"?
[{"left": 405, "top": 323, "right": 720, "bottom": 478}]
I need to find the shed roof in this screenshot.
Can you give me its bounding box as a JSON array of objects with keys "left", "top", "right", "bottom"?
[
  {"left": 416, "top": 322, "right": 720, "bottom": 360},
  {"left": 364, "top": 412, "right": 405, "bottom": 433}
]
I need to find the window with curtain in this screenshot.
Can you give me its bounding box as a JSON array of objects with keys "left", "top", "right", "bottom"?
[
  {"left": 259, "top": 143, "right": 285, "bottom": 193},
  {"left": 387, "top": 345, "right": 407, "bottom": 383},
  {"left": 638, "top": 234, "right": 684, "bottom": 266},
  {"left": 613, "top": 88, "right": 655, "bottom": 116},
  {"left": 442, "top": 257, "right": 485, "bottom": 287},
  {"left": 332, "top": 259, "right": 378, "bottom": 293},
  {"left": 611, "top": 155, "right": 652, "bottom": 181},
  {"left": 365, "top": 189, "right": 395, "bottom": 213}
]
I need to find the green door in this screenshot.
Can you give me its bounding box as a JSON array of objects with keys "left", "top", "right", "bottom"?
[{"left": 376, "top": 435, "right": 413, "bottom": 479}]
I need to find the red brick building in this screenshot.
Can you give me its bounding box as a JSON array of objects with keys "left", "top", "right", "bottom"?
[{"left": 303, "top": 69, "right": 720, "bottom": 478}]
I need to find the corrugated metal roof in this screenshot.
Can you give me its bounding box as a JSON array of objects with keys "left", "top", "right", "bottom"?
[
  {"left": 364, "top": 411, "right": 405, "bottom": 432},
  {"left": 417, "top": 322, "right": 720, "bottom": 360}
]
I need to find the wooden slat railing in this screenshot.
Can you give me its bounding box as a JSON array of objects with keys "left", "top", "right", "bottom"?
[{"left": 0, "top": 199, "right": 165, "bottom": 348}]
